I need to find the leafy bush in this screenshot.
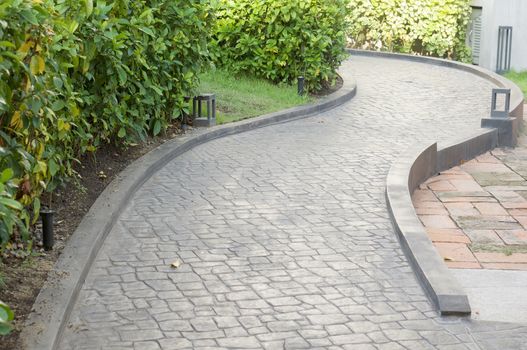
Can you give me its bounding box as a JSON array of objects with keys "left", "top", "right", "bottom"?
[
  {"left": 211, "top": 0, "right": 349, "bottom": 92},
  {"left": 65, "top": 0, "right": 212, "bottom": 145},
  {"left": 0, "top": 0, "right": 212, "bottom": 248},
  {"left": 348, "top": 0, "right": 472, "bottom": 62},
  {"left": 0, "top": 0, "right": 60, "bottom": 241}
]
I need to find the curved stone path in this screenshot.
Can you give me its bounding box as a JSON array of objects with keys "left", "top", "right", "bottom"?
[{"left": 60, "top": 56, "right": 527, "bottom": 350}]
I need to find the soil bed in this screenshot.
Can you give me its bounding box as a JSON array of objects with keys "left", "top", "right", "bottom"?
[{"left": 0, "top": 124, "right": 185, "bottom": 350}]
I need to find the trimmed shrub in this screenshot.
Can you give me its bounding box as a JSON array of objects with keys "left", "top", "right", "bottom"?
[
  {"left": 347, "top": 0, "right": 472, "bottom": 62},
  {"left": 0, "top": 0, "right": 212, "bottom": 248},
  {"left": 211, "top": 0, "right": 349, "bottom": 92},
  {"left": 66, "top": 0, "right": 213, "bottom": 146}
]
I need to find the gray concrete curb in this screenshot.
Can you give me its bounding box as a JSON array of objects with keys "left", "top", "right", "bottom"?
[
  {"left": 364, "top": 48, "right": 524, "bottom": 315},
  {"left": 21, "top": 74, "right": 357, "bottom": 350},
  {"left": 349, "top": 49, "right": 524, "bottom": 134},
  {"left": 386, "top": 129, "right": 498, "bottom": 315}
]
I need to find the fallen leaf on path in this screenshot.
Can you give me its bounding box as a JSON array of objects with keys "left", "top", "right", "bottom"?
[{"left": 171, "top": 260, "right": 182, "bottom": 269}]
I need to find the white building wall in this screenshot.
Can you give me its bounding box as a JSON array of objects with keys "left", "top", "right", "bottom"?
[{"left": 476, "top": 0, "right": 527, "bottom": 72}]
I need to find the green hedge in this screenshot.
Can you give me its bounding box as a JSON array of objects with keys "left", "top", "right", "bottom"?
[
  {"left": 211, "top": 0, "right": 349, "bottom": 92},
  {"left": 348, "top": 0, "right": 472, "bottom": 61},
  {"left": 0, "top": 0, "right": 212, "bottom": 247}
]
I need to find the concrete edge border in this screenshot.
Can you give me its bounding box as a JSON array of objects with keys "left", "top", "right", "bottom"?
[
  {"left": 348, "top": 49, "right": 524, "bottom": 125},
  {"left": 386, "top": 129, "right": 499, "bottom": 315},
  {"left": 355, "top": 48, "right": 524, "bottom": 315},
  {"left": 21, "top": 75, "right": 357, "bottom": 350}
]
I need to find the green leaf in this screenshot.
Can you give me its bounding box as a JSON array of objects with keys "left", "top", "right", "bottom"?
[
  {"left": 0, "top": 323, "right": 13, "bottom": 336},
  {"left": 117, "top": 127, "right": 126, "bottom": 138},
  {"left": 0, "top": 302, "right": 13, "bottom": 322},
  {"left": 48, "top": 159, "right": 59, "bottom": 176},
  {"left": 30, "top": 55, "right": 45, "bottom": 75},
  {"left": 116, "top": 66, "right": 127, "bottom": 86},
  {"left": 0, "top": 41, "right": 15, "bottom": 49},
  {"left": 0, "top": 168, "right": 13, "bottom": 183},
  {"left": 84, "top": 0, "right": 93, "bottom": 16},
  {"left": 153, "top": 120, "right": 161, "bottom": 136},
  {"left": 51, "top": 100, "right": 66, "bottom": 111},
  {"left": 33, "top": 197, "right": 41, "bottom": 224},
  {"left": 0, "top": 307, "right": 9, "bottom": 323},
  {"left": 138, "top": 27, "right": 155, "bottom": 37},
  {"left": 53, "top": 77, "right": 63, "bottom": 89},
  {"left": 20, "top": 9, "right": 38, "bottom": 25},
  {"left": 0, "top": 197, "right": 23, "bottom": 210}
]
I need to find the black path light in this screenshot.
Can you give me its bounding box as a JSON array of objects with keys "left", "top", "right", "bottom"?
[
  {"left": 297, "top": 76, "right": 305, "bottom": 96},
  {"left": 40, "top": 208, "right": 55, "bottom": 250},
  {"left": 193, "top": 93, "right": 216, "bottom": 127},
  {"left": 490, "top": 88, "right": 511, "bottom": 118}
]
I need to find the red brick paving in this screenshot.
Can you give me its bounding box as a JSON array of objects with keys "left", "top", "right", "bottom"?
[
  {"left": 426, "top": 228, "right": 471, "bottom": 244},
  {"left": 415, "top": 206, "right": 449, "bottom": 215},
  {"left": 474, "top": 202, "right": 509, "bottom": 216},
  {"left": 412, "top": 151, "right": 527, "bottom": 271},
  {"left": 475, "top": 252, "right": 527, "bottom": 263},
  {"left": 444, "top": 202, "right": 479, "bottom": 216},
  {"left": 435, "top": 243, "right": 478, "bottom": 262},
  {"left": 496, "top": 230, "right": 527, "bottom": 245},
  {"left": 482, "top": 262, "right": 527, "bottom": 270},
  {"left": 419, "top": 215, "right": 458, "bottom": 229}
]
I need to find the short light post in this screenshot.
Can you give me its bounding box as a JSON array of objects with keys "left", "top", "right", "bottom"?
[
  {"left": 40, "top": 208, "right": 55, "bottom": 251},
  {"left": 297, "top": 76, "right": 305, "bottom": 96},
  {"left": 481, "top": 88, "right": 516, "bottom": 147},
  {"left": 193, "top": 94, "right": 216, "bottom": 127},
  {"left": 490, "top": 88, "right": 511, "bottom": 118}
]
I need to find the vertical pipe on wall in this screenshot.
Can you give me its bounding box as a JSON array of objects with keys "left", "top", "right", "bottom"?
[
  {"left": 496, "top": 28, "right": 501, "bottom": 73},
  {"left": 502, "top": 29, "right": 509, "bottom": 71}
]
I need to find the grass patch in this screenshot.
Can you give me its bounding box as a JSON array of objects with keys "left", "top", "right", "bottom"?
[
  {"left": 197, "top": 68, "right": 313, "bottom": 124},
  {"left": 470, "top": 243, "right": 527, "bottom": 256},
  {"left": 504, "top": 70, "right": 527, "bottom": 98}
]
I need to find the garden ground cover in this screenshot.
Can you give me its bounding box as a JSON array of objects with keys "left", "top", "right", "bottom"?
[
  {"left": 198, "top": 69, "right": 313, "bottom": 124},
  {"left": 505, "top": 71, "right": 527, "bottom": 98}
]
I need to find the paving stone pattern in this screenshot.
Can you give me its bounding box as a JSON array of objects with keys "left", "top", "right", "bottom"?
[
  {"left": 59, "top": 56, "right": 527, "bottom": 349},
  {"left": 414, "top": 146, "right": 527, "bottom": 270}
]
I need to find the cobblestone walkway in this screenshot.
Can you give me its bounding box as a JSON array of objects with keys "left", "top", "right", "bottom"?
[{"left": 59, "top": 56, "right": 527, "bottom": 349}]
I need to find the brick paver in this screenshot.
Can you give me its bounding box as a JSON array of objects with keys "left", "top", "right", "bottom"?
[
  {"left": 416, "top": 149, "right": 527, "bottom": 272},
  {"left": 59, "top": 56, "right": 527, "bottom": 349}
]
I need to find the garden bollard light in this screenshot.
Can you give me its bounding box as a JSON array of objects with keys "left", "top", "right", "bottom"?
[
  {"left": 41, "top": 209, "right": 55, "bottom": 251},
  {"left": 193, "top": 94, "right": 216, "bottom": 127},
  {"left": 490, "top": 88, "right": 511, "bottom": 118},
  {"left": 297, "top": 76, "right": 305, "bottom": 96}
]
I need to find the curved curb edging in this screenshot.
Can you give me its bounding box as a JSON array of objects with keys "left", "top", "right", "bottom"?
[
  {"left": 348, "top": 49, "right": 524, "bottom": 124},
  {"left": 21, "top": 73, "right": 357, "bottom": 350},
  {"left": 386, "top": 129, "right": 498, "bottom": 315},
  {"left": 357, "top": 48, "right": 524, "bottom": 315}
]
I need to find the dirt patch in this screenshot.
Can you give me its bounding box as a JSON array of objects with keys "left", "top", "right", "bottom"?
[{"left": 0, "top": 123, "right": 187, "bottom": 350}]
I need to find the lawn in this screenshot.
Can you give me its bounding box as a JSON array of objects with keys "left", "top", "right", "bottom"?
[
  {"left": 504, "top": 70, "right": 527, "bottom": 98},
  {"left": 197, "top": 69, "right": 313, "bottom": 124}
]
